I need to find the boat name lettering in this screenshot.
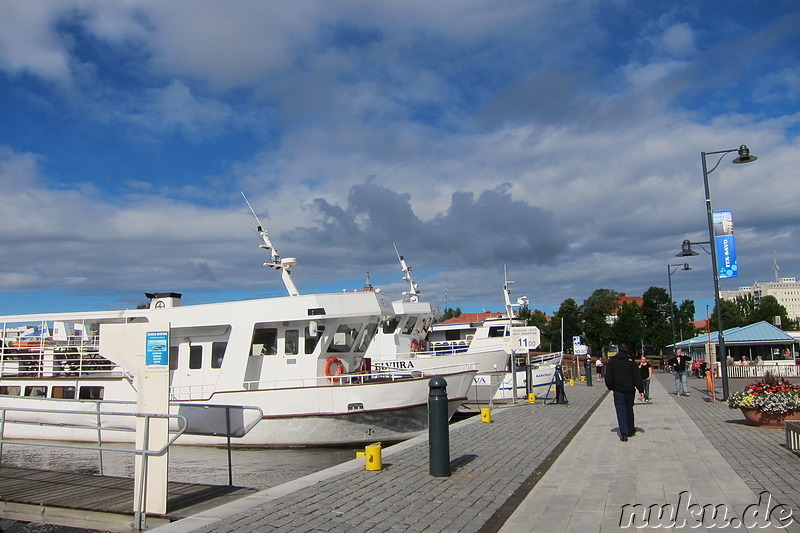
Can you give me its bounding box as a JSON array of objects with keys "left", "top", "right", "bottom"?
[{"left": 373, "top": 361, "right": 415, "bottom": 370}]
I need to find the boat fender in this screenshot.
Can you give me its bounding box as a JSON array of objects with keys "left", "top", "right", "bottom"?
[{"left": 324, "top": 356, "right": 345, "bottom": 383}]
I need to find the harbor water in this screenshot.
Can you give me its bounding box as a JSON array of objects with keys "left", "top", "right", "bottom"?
[{"left": 0, "top": 441, "right": 361, "bottom": 490}]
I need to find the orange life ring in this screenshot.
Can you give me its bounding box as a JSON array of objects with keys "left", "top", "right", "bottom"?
[
  {"left": 410, "top": 340, "right": 420, "bottom": 352},
  {"left": 324, "top": 356, "right": 345, "bottom": 383}
]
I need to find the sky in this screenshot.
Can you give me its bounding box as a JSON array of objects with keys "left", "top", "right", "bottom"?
[{"left": 0, "top": 1, "right": 798, "bottom": 320}]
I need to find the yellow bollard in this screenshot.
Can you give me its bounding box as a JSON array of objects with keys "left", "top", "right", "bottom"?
[
  {"left": 365, "top": 442, "right": 382, "bottom": 471},
  {"left": 569, "top": 379, "right": 575, "bottom": 386},
  {"left": 528, "top": 393, "right": 536, "bottom": 404},
  {"left": 481, "top": 407, "right": 492, "bottom": 423},
  {"left": 580, "top": 375, "right": 586, "bottom": 382}
]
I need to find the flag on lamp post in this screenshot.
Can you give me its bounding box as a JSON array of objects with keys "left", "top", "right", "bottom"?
[{"left": 713, "top": 210, "right": 738, "bottom": 279}]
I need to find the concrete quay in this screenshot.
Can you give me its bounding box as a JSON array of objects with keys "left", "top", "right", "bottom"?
[{"left": 154, "top": 373, "right": 800, "bottom": 533}]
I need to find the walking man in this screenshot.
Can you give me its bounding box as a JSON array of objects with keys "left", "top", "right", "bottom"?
[
  {"left": 668, "top": 349, "right": 691, "bottom": 396},
  {"left": 605, "top": 343, "right": 645, "bottom": 442},
  {"left": 638, "top": 355, "right": 653, "bottom": 402}
]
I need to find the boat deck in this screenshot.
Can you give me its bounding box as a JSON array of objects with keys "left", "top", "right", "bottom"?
[{"left": 0, "top": 465, "right": 256, "bottom": 532}]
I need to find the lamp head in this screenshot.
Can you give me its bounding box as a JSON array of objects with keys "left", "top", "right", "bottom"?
[
  {"left": 682, "top": 263, "right": 692, "bottom": 271},
  {"left": 676, "top": 240, "right": 699, "bottom": 257},
  {"left": 732, "top": 145, "right": 757, "bottom": 164}
]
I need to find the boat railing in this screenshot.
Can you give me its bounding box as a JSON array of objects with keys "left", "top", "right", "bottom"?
[
  {"left": 169, "top": 383, "right": 218, "bottom": 401},
  {"left": 0, "top": 344, "right": 125, "bottom": 379},
  {"left": 242, "top": 362, "right": 478, "bottom": 390},
  {"left": 0, "top": 403, "right": 188, "bottom": 531}
]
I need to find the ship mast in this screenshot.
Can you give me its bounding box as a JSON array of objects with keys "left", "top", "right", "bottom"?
[
  {"left": 394, "top": 244, "right": 420, "bottom": 302},
  {"left": 242, "top": 192, "right": 300, "bottom": 297}
]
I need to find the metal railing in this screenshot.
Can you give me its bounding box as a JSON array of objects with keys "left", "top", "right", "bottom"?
[{"left": 0, "top": 403, "right": 187, "bottom": 530}]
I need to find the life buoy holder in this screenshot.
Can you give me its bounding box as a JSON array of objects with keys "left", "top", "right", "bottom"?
[
  {"left": 324, "top": 356, "right": 345, "bottom": 384},
  {"left": 410, "top": 339, "right": 426, "bottom": 353}
]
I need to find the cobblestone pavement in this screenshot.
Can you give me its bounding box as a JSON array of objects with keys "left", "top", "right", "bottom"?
[
  {"left": 155, "top": 383, "right": 608, "bottom": 533},
  {"left": 655, "top": 372, "right": 800, "bottom": 516}
]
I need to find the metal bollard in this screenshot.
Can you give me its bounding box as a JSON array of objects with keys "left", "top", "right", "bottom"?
[
  {"left": 428, "top": 376, "right": 450, "bottom": 477},
  {"left": 585, "top": 358, "right": 593, "bottom": 387},
  {"left": 365, "top": 442, "right": 382, "bottom": 471}
]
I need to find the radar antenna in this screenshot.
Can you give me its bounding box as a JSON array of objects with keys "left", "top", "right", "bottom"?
[
  {"left": 242, "top": 192, "right": 299, "bottom": 296},
  {"left": 394, "top": 243, "right": 420, "bottom": 302}
]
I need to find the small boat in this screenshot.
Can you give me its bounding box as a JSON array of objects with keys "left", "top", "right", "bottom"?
[{"left": 0, "top": 202, "right": 476, "bottom": 446}]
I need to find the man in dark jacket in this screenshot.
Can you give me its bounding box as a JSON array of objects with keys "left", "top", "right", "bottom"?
[{"left": 605, "top": 343, "right": 645, "bottom": 442}]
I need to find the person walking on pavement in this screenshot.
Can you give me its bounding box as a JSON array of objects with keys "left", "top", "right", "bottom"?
[
  {"left": 668, "top": 349, "right": 691, "bottom": 396},
  {"left": 605, "top": 343, "right": 644, "bottom": 442},
  {"left": 595, "top": 357, "right": 604, "bottom": 380},
  {"left": 638, "top": 355, "right": 653, "bottom": 402}
]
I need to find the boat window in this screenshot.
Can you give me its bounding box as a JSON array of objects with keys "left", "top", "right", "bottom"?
[
  {"left": 0, "top": 386, "right": 20, "bottom": 396},
  {"left": 251, "top": 327, "right": 278, "bottom": 356},
  {"left": 488, "top": 326, "right": 506, "bottom": 338},
  {"left": 52, "top": 386, "right": 76, "bottom": 399},
  {"left": 401, "top": 317, "right": 418, "bottom": 335},
  {"left": 354, "top": 323, "right": 378, "bottom": 353},
  {"left": 79, "top": 386, "right": 104, "bottom": 400},
  {"left": 169, "top": 346, "right": 179, "bottom": 370},
  {"left": 189, "top": 345, "right": 203, "bottom": 369},
  {"left": 211, "top": 342, "right": 226, "bottom": 368},
  {"left": 305, "top": 325, "right": 324, "bottom": 355},
  {"left": 382, "top": 317, "right": 400, "bottom": 334},
  {"left": 328, "top": 323, "right": 362, "bottom": 353},
  {"left": 24, "top": 386, "right": 47, "bottom": 397},
  {"left": 445, "top": 330, "right": 462, "bottom": 341},
  {"left": 285, "top": 330, "right": 299, "bottom": 355}
]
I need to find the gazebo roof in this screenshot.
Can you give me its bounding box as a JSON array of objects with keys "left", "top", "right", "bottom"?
[{"left": 674, "top": 321, "right": 794, "bottom": 347}]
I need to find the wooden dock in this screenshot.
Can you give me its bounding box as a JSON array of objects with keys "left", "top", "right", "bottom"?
[{"left": 0, "top": 465, "right": 256, "bottom": 532}]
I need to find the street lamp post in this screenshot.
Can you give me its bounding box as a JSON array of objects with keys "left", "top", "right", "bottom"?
[
  {"left": 667, "top": 262, "right": 692, "bottom": 350},
  {"left": 677, "top": 145, "right": 758, "bottom": 401}
]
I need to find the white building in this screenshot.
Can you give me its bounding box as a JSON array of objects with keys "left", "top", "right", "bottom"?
[{"left": 721, "top": 277, "right": 800, "bottom": 323}]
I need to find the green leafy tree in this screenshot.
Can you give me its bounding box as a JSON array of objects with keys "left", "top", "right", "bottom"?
[
  {"left": 750, "top": 295, "right": 795, "bottom": 329},
  {"left": 676, "top": 299, "right": 698, "bottom": 341},
  {"left": 712, "top": 299, "right": 745, "bottom": 331},
  {"left": 545, "top": 298, "right": 581, "bottom": 352},
  {"left": 641, "top": 286, "right": 672, "bottom": 355},
  {"left": 440, "top": 307, "right": 462, "bottom": 322},
  {"left": 580, "top": 289, "right": 619, "bottom": 357},
  {"left": 611, "top": 301, "right": 645, "bottom": 355}
]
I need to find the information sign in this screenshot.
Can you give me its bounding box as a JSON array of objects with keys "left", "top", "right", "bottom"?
[
  {"left": 146, "top": 331, "right": 170, "bottom": 366},
  {"left": 510, "top": 326, "right": 541, "bottom": 351}
]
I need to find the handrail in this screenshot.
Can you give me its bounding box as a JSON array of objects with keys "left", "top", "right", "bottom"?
[{"left": 0, "top": 405, "right": 187, "bottom": 531}]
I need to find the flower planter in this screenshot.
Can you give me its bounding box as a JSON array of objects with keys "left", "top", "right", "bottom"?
[{"left": 739, "top": 407, "right": 800, "bottom": 428}]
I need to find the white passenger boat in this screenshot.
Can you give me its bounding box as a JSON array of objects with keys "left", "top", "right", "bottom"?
[
  {"left": 363, "top": 252, "right": 509, "bottom": 402},
  {"left": 0, "top": 209, "right": 476, "bottom": 446}
]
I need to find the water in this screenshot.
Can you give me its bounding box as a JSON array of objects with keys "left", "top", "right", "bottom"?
[{"left": 0, "top": 442, "right": 361, "bottom": 490}]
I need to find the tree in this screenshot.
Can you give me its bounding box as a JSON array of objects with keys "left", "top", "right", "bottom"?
[
  {"left": 611, "top": 301, "right": 645, "bottom": 355},
  {"left": 712, "top": 299, "right": 745, "bottom": 331},
  {"left": 641, "top": 286, "right": 672, "bottom": 355},
  {"left": 545, "top": 298, "right": 581, "bottom": 352},
  {"left": 580, "top": 289, "right": 619, "bottom": 357},
  {"left": 750, "top": 295, "right": 795, "bottom": 329},
  {"left": 676, "top": 299, "right": 697, "bottom": 341},
  {"left": 441, "top": 307, "right": 461, "bottom": 321}
]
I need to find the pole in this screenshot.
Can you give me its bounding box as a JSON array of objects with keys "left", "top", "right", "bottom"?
[
  {"left": 702, "top": 151, "right": 729, "bottom": 400},
  {"left": 428, "top": 377, "right": 450, "bottom": 477},
  {"left": 668, "top": 265, "right": 677, "bottom": 351}
]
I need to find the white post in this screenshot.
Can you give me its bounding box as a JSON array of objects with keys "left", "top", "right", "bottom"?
[{"left": 99, "top": 322, "right": 170, "bottom": 516}]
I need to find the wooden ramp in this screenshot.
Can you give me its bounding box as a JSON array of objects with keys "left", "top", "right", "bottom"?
[{"left": 0, "top": 465, "right": 257, "bottom": 532}]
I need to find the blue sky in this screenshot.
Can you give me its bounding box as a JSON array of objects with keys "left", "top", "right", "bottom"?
[{"left": 1, "top": 1, "right": 798, "bottom": 319}]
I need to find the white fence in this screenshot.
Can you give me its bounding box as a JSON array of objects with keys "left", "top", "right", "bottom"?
[{"left": 715, "top": 363, "right": 800, "bottom": 379}]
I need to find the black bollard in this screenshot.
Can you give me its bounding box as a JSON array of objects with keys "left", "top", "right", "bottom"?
[
  {"left": 428, "top": 376, "right": 450, "bottom": 477},
  {"left": 525, "top": 363, "right": 532, "bottom": 396},
  {"left": 585, "top": 357, "right": 593, "bottom": 387},
  {"left": 554, "top": 364, "right": 568, "bottom": 404}
]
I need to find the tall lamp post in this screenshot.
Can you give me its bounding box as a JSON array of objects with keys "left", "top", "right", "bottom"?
[
  {"left": 676, "top": 145, "right": 758, "bottom": 401},
  {"left": 667, "top": 263, "right": 692, "bottom": 350}
]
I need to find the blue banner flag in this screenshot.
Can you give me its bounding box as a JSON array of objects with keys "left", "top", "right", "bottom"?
[{"left": 713, "top": 210, "right": 738, "bottom": 279}]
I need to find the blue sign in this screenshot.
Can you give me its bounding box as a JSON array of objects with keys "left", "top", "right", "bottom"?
[
  {"left": 713, "top": 211, "right": 738, "bottom": 279},
  {"left": 146, "top": 331, "right": 170, "bottom": 365}
]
